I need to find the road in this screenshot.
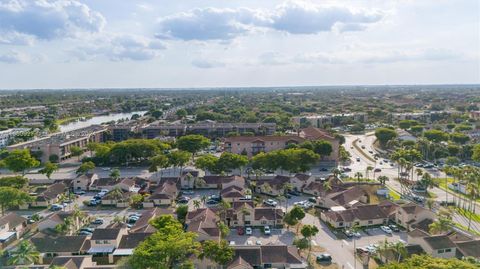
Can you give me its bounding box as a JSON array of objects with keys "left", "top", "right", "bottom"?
[{"left": 343, "top": 132, "right": 480, "bottom": 233}]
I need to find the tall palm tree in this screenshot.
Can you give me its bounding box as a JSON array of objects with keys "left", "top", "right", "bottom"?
[
  {"left": 415, "top": 168, "right": 423, "bottom": 181},
  {"left": 354, "top": 172, "right": 363, "bottom": 182},
  {"left": 466, "top": 179, "right": 479, "bottom": 231},
  {"left": 193, "top": 200, "right": 201, "bottom": 209},
  {"left": 8, "top": 240, "right": 40, "bottom": 265},
  {"left": 200, "top": 195, "right": 207, "bottom": 206},
  {"left": 378, "top": 176, "right": 389, "bottom": 186},
  {"left": 366, "top": 166, "right": 373, "bottom": 180},
  {"left": 392, "top": 241, "right": 407, "bottom": 262},
  {"left": 377, "top": 238, "right": 392, "bottom": 263}
]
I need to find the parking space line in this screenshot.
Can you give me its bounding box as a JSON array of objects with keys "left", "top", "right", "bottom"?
[{"left": 342, "top": 239, "right": 350, "bottom": 246}]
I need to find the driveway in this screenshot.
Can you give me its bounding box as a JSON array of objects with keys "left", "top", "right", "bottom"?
[{"left": 226, "top": 227, "right": 295, "bottom": 246}]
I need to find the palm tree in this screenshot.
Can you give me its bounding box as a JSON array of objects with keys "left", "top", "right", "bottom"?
[
  {"left": 366, "top": 166, "right": 373, "bottom": 180},
  {"left": 110, "top": 168, "right": 121, "bottom": 181},
  {"left": 378, "top": 175, "right": 389, "bottom": 186},
  {"left": 415, "top": 168, "right": 423, "bottom": 181},
  {"left": 331, "top": 168, "right": 341, "bottom": 178},
  {"left": 429, "top": 209, "right": 453, "bottom": 234},
  {"left": 466, "top": 179, "right": 479, "bottom": 231},
  {"left": 200, "top": 195, "right": 207, "bottom": 206},
  {"left": 193, "top": 200, "right": 201, "bottom": 209},
  {"left": 354, "top": 172, "right": 363, "bottom": 182},
  {"left": 377, "top": 238, "right": 392, "bottom": 263},
  {"left": 8, "top": 240, "right": 40, "bottom": 265},
  {"left": 392, "top": 241, "right": 407, "bottom": 262}
]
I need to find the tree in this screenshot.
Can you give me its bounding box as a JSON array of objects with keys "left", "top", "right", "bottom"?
[
  {"left": 70, "top": 146, "right": 84, "bottom": 161},
  {"left": 110, "top": 168, "right": 121, "bottom": 181},
  {"left": 429, "top": 209, "right": 453, "bottom": 234},
  {"left": 176, "top": 135, "right": 210, "bottom": 161},
  {"left": 193, "top": 200, "right": 201, "bottom": 209},
  {"left": 450, "top": 132, "right": 470, "bottom": 144},
  {"left": 217, "top": 152, "right": 249, "bottom": 175},
  {"left": 290, "top": 206, "right": 305, "bottom": 233},
  {"left": 39, "top": 161, "right": 59, "bottom": 180},
  {"left": 284, "top": 212, "right": 298, "bottom": 230},
  {"left": 293, "top": 237, "right": 309, "bottom": 254},
  {"left": 3, "top": 149, "right": 40, "bottom": 175},
  {"left": 0, "top": 187, "right": 33, "bottom": 215},
  {"left": 76, "top": 161, "right": 95, "bottom": 175},
  {"left": 168, "top": 150, "right": 190, "bottom": 174},
  {"left": 129, "top": 215, "right": 200, "bottom": 269},
  {"left": 311, "top": 140, "right": 333, "bottom": 158},
  {"left": 176, "top": 108, "right": 188, "bottom": 119},
  {"left": 218, "top": 221, "right": 230, "bottom": 239},
  {"left": 195, "top": 154, "right": 220, "bottom": 173},
  {"left": 378, "top": 254, "right": 477, "bottom": 269},
  {"left": 199, "top": 240, "right": 234, "bottom": 266},
  {"left": 300, "top": 224, "right": 319, "bottom": 258},
  {"left": 0, "top": 176, "right": 29, "bottom": 189},
  {"left": 8, "top": 240, "right": 39, "bottom": 265},
  {"left": 175, "top": 204, "right": 189, "bottom": 223},
  {"left": 378, "top": 175, "right": 389, "bottom": 185},
  {"left": 423, "top": 130, "right": 449, "bottom": 142},
  {"left": 129, "top": 194, "right": 144, "bottom": 208},
  {"left": 375, "top": 128, "right": 397, "bottom": 147},
  {"left": 473, "top": 144, "right": 480, "bottom": 162},
  {"left": 355, "top": 172, "right": 363, "bottom": 181}
]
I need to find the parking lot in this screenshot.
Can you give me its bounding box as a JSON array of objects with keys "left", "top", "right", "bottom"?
[{"left": 226, "top": 227, "right": 295, "bottom": 246}]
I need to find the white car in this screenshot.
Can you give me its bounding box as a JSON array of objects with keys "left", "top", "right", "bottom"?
[
  {"left": 264, "top": 226, "right": 271, "bottom": 235},
  {"left": 74, "top": 190, "right": 86, "bottom": 195},
  {"left": 381, "top": 226, "right": 393, "bottom": 234},
  {"left": 263, "top": 199, "right": 278, "bottom": 207},
  {"left": 245, "top": 227, "right": 253, "bottom": 235}
]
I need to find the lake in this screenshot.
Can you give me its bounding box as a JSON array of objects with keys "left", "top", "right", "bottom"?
[{"left": 59, "top": 111, "right": 147, "bottom": 132}]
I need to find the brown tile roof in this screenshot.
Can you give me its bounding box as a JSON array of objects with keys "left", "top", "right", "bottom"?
[
  {"left": 221, "top": 185, "right": 245, "bottom": 198},
  {"left": 38, "top": 182, "right": 66, "bottom": 200},
  {"left": 130, "top": 208, "right": 173, "bottom": 233},
  {"left": 261, "top": 245, "right": 303, "bottom": 264},
  {"left": 224, "top": 135, "right": 304, "bottom": 143},
  {"left": 91, "top": 228, "right": 122, "bottom": 240},
  {"left": 326, "top": 186, "right": 367, "bottom": 206},
  {"left": 447, "top": 231, "right": 474, "bottom": 242},
  {"left": 186, "top": 208, "right": 220, "bottom": 239},
  {"left": 31, "top": 235, "right": 88, "bottom": 253},
  {"left": 227, "top": 256, "right": 254, "bottom": 269},
  {"left": 408, "top": 228, "right": 430, "bottom": 238},
  {"left": 0, "top": 212, "right": 27, "bottom": 228},
  {"left": 203, "top": 175, "right": 244, "bottom": 185},
  {"left": 455, "top": 240, "right": 480, "bottom": 258},
  {"left": 423, "top": 235, "right": 456, "bottom": 250},
  {"left": 400, "top": 202, "right": 427, "bottom": 215},
  {"left": 323, "top": 204, "right": 387, "bottom": 222},
  {"left": 118, "top": 233, "right": 151, "bottom": 249},
  {"left": 50, "top": 256, "right": 90, "bottom": 269},
  {"left": 253, "top": 208, "right": 284, "bottom": 221}
]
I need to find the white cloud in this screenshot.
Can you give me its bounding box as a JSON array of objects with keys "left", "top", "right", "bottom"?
[
  {"left": 0, "top": 0, "right": 106, "bottom": 42},
  {"left": 70, "top": 34, "right": 165, "bottom": 61},
  {"left": 191, "top": 58, "right": 226, "bottom": 68},
  {"left": 155, "top": 0, "right": 383, "bottom": 41},
  {"left": 0, "top": 31, "right": 35, "bottom": 46},
  {"left": 0, "top": 50, "right": 31, "bottom": 63}
]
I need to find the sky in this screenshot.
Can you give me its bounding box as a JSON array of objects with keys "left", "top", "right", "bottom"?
[{"left": 0, "top": 0, "right": 479, "bottom": 89}]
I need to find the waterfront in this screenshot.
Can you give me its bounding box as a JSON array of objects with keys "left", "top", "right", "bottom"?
[{"left": 59, "top": 111, "right": 146, "bottom": 132}]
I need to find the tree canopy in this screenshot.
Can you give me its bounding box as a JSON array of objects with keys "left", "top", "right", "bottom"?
[
  {"left": 3, "top": 149, "right": 40, "bottom": 175},
  {"left": 375, "top": 128, "right": 398, "bottom": 147},
  {"left": 378, "top": 254, "right": 477, "bottom": 269}
]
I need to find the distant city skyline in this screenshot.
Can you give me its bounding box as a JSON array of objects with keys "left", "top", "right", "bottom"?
[{"left": 0, "top": 0, "right": 478, "bottom": 89}]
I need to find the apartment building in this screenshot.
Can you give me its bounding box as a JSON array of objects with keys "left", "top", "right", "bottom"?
[{"left": 293, "top": 113, "right": 368, "bottom": 128}]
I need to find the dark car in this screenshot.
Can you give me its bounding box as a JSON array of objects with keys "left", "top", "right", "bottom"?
[
  {"left": 206, "top": 199, "right": 219, "bottom": 205},
  {"left": 316, "top": 253, "right": 332, "bottom": 263},
  {"left": 319, "top": 167, "right": 329, "bottom": 172},
  {"left": 177, "top": 196, "right": 190, "bottom": 204},
  {"left": 288, "top": 190, "right": 301, "bottom": 196},
  {"left": 237, "top": 227, "right": 244, "bottom": 235},
  {"left": 374, "top": 168, "right": 382, "bottom": 172}
]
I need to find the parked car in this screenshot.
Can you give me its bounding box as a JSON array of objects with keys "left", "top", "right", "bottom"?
[
  {"left": 182, "top": 190, "right": 194, "bottom": 195},
  {"left": 91, "top": 218, "right": 104, "bottom": 225},
  {"left": 80, "top": 227, "right": 94, "bottom": 233},
  {"left": 288, "top": 190, "right": 301, "bottom": 196},
  {"left": 177, "top": 196, "right": 190, "bottom": 204},
  {"left": 319, "top": 167, "right": 328, "bottom": 172},
  {"left": 343, "top": 167, "right": 352, "bottom": 172},
  {"left": 263, "top": 226, "right": 271, "bottom": 235},
  {"left": 89, "top": 199, "right": 99, "bottom": 206},
  {"left": 245, "top": 227, "right": 253, "bottom": 235},
  {"left": 380, "top": 226, "right": 392, "bottom": 234},
  {"left": 79, "top": 231, "right": 92, "bottom": 235},
  {"left": 389, "top": 224, "right": 400, "bottom": 232},
  {"left": 50, "top": 204, "right": 64, "bottom": 211},
  {"left": 356, "top": 157, "right": 361, "bottom": 162},
  {"left": 344, "top": 229, "right": 353, "bottom": 237},
  {"left": 316, "top": 253, "right": 332, "bottom": 262},
  {"left": 237, "top": 227, "right": 245, "bottom": 235},
  {"left": 263, "top": 199, "right": 278, "bottom": 207},
  {"left": 74, "top": 190, "right": 86, "bottom": 195},
  {"left": 374, "top": 168, "right": 382, "bottom": 172},
  {"left": 255, "top": 240, "right": 262, "bottom": 245},
  {"left": 206, "top": 199, "right": 219, "bottom": 205},
  {"left": 128, "top": 216, "right": 139, "bottom": 224}
]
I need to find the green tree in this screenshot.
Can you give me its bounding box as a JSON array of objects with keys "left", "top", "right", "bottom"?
[
  {"left": 194, "top": 154, "right": 220, "bottom": 173},
  {"left": 168, "top": 150, "right": 190, "bottom": 174},
  {"left": 473, "top": 144, "right": 480, "bottom": 162},
  {"left": 76, "top": 161, "right": 96, "bottom": 175},
  {"left": 39, "top": 161, "right": 59, "bottom": 180},
  {"left": 378, "top": 254, "right": 477, "bottom": 269},
  {"left": 3, "top": 149, "right": 40, "bottom": 175},
  {"left": 129, "top": 215, "right": 200, "bottom": 269},
  {"left": 70, "top": 146, "right": 84, "bottom": 161},
  {"left": 176, "top": 204, "right": 189, "bottom": 223},
  {"left": 423, "top": 129, "right": 449, "bottom": 142},
  {"left": 300, "top": 224, "right": 319, "bottom": 259},
  {"left": 0, "top": 187, "right": 33, "bottom": 215},
  {"left": 8, "top": 240, "right": 39, "bottom": 265},
  {"left": 199, "top": 240, "right": 234, "bottom": 266},
  {"left": 450, "top": 132, "right": 470, "bottom": 144},
  {"left": 0, "top": 176, "right": 29, "bottom": 189},
  {"left": 284, "top": 212, "right": 298, "bottom": 230},
  {"left": 176, "top": 135, "right": 210, "bottom": 161},
  {"left": 312, "top": 140, "right": 333, "bottom": 158},
  {"left": 110, "top": 168, "right": 121, "bottom": 181},
  {"left": 176, "top": 108, "right": 188, "bottom": 119},
  {"left": 293, "top": 237, "right": 309, "bottom": 253},
  {"left": 290, "top": 206, "right": 306, "bottom": 233},
  {"left": 217, "top": 152, "right": 249, "bottom": 175},
  {"left": 375, "top": 128, "right": 398, "bottom": 147}
]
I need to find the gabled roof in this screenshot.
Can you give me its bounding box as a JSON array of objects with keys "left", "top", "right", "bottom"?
[
  {"left": 408, "top": 228, "right": 430, "bottom": 238},
  {"left": 224, "top": 135, "right": 304, "bottom": 143},
  {"left": 0, "top": 212, "right": 27, "bottom": 228},
  {"left": 50, "top": 256, "right": 91, "bottom": 269},
  {"left": 299, "top": 126, "right": 336, "bottom": 140},
  {"left": 186, "top": 208, "right": 220, "bottom": 240},
  {"left": 326, "top": 186, "right": 367, "bottom": 206},
  {"left": 31, "top": 235, "right": 88, "bottom": 253},
  {"left": 399, "top": 202, "right": 428, "bottom": 215},
  {"left": 43, "top": 211, "right": 75, "bottom": 224},
  {"left": 38, "top": 182, "right": 66, "bottom": 200},
  {"left": 91, "top": 228, "right": 122, "bottom": 240},
  {"left": 455, "top": 240, "right": 480, "bottom": 258},
  {"left": 118, "top": 233, "right": 151, "bottom": 249},
  {"left": 130, "top": 208, "right": 173, "bottom": 233},
  {"left": 253, "top": 208, "right": 284, "bottom": 221},
  {"left": 423, "top": 235, "right": 456, "bottom": 250}
]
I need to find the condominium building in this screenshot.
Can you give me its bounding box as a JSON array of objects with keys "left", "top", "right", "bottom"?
[{"left": 293, "top": 113, "right": 368, "bottom": 128}]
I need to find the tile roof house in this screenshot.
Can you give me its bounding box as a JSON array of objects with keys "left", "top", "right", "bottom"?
[
  {"left": 255, "top": 175, "right": 290, "bottom": 196},
  {"left": 321, "top": 204, "right": 389, "bottom": 228},
  {"left": 221, "top": 185, "right": 246, "bottom": 202},
  {"left": 111, "top": 232, "right": 152, "bottom": 263},
  {"left": 186, "top": 208, "right": 221, "bottom": 242},
  {"left": 225, "top": 201, "right": 284, "bottom": 228},
  {"left": 143, "top": 180, "right": 179, "bottom": 207},
  {"left": 455, "top": 239, "right": 480, "bottom": 262},
  {"left": 199, "top": 175, "right": 245, "bottom": 189},
  {"left": 225, "top": 245, "right": 306, "bottom": 269},
  {"left": 88, "top": 228, "right": 128, "bottom": 256},
  {"left": 408, "top": 233, "right": 457, "bottom": 258},
  {"left": 73, "top": 173, "right": 99, "bottom": 191},
  {"left": 100, "top": 189, "right": 132, "bottom": 208},
  {"left": 130, "top": 208, "right": 173, "bottom": 233},
  {"left": 394, "top": 202, "right": 436, "bottom": 230},
  {"left": 319, "top": 186, "right": 369, "bottom": 208},
  {"left": 30, "top": 182, "right": 67, "bottom": 207},
  {"left": 50, "top": 255, "right": 96, "bottom": 269},
  {"left": 31, "top": 234, "right": 90, "bottom": 263},
  {"left": 90, "top": 177, "right": 137, "bottom": 192},
  {"left": 0, "top": 212, "right": 28, "bottom": 245}
]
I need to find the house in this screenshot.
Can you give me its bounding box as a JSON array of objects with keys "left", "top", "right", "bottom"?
[
  {"left": 130, "top": 208, "right": 173, "bottom": 233},
  {"left": 90, "top": 177, "right": 137, "bottom": 192},
  {"left": 225, "top": 201, "right": 284, "bottom": 228},
  {"left": 30, "top": 183, "right": 67, "bottom": 207},
  {"left": 31, "top": 234, "right": 90, "bottom": 263},
  {"left": 143, "top": 180, "right": 179, "bottom": 207},
  {"left": 200, "top": 175, "right": 245, "bottom": 189},
  {"left": 455, "top": 240, "right": 480, "bottom": 262},
  {"left": 407, "top": 232, "right": 457, "bottom": 258},
  {"left": 87, "top": 228, "right": 128, "bottom": 257},
  {"left": 255, "top": 175, "right": 290, "bottom": 196},
  {"left": 302, "top": 178, "right": 345, "bottom": 197},
  {"left": 221, "top": 185, "right": 246, "bottom": 203},
  {"left": 50, "top": 255, "right": 96, "bottom": 269},
  {"left": 37, "top": 211, "right": 88, "bottom": 232},
  {"left": 224, "top": 135, "right": 305, "bottom": 157},
  {"left": 319, "top": 186, "right": 369, "bottom": 208},
  {"left": 73, "top": 173, "right": 99, "bottom": 191},
  {"left": 186, "top": 208, "right": 221, "bottom": 242},
  {"left": 290, "top": 173, "right": 313, "bottom": 191},
  {"left": 111, "top": 232, "right": 152, "bottom": 263},
  {"left": 224, "top": 245, "right": 306, "bottom": 269},
  {"left": 0, "top": 213, "right": 28, "bottom": 248},
  {"left": 394, "top": 202, "right": 436, "bottom": 230},
  {"left": 321, "top": 204, "right": 389, "bottom": 228},
  {"left": 101, "top": 189, "right": 132, "bottom": 208}
]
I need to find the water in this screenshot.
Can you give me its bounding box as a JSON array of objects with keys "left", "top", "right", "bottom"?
[{"left": 59, "top": 111, "right": 147, "bottom": 132}]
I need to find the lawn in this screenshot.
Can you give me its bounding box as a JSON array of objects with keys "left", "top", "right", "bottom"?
[
  {"left": 455, "top": 207, "right": 480, "bottom": 223},
  {"left": 435, "top": 178, "right": 480, "bottom": 202},
  {"left": 388, "top": 187, "right": 401, "bottom": 200}
]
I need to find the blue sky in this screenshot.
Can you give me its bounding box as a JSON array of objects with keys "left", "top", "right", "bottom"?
[{"left": 0, "top": 0, "right": 478, "bottom": 89}]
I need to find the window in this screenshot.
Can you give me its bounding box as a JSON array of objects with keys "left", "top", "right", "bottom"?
[
  {"left": 368, "top": 220, "right": 373, "bottom": 224},
  {"left": 95, "top": 240, "right": 103, "bottom": 244},
  {"left": 445, "top": 249, "right": 451, "bottom": 252},
  {"left": 261, "top": 220, "right": 267, "bottom": 224},
  {"left": 339, "top": 222, "right": 344, "bottom": 226},
  {"left": 438, "top": 249, "right": 444, "bottom": 253}
]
